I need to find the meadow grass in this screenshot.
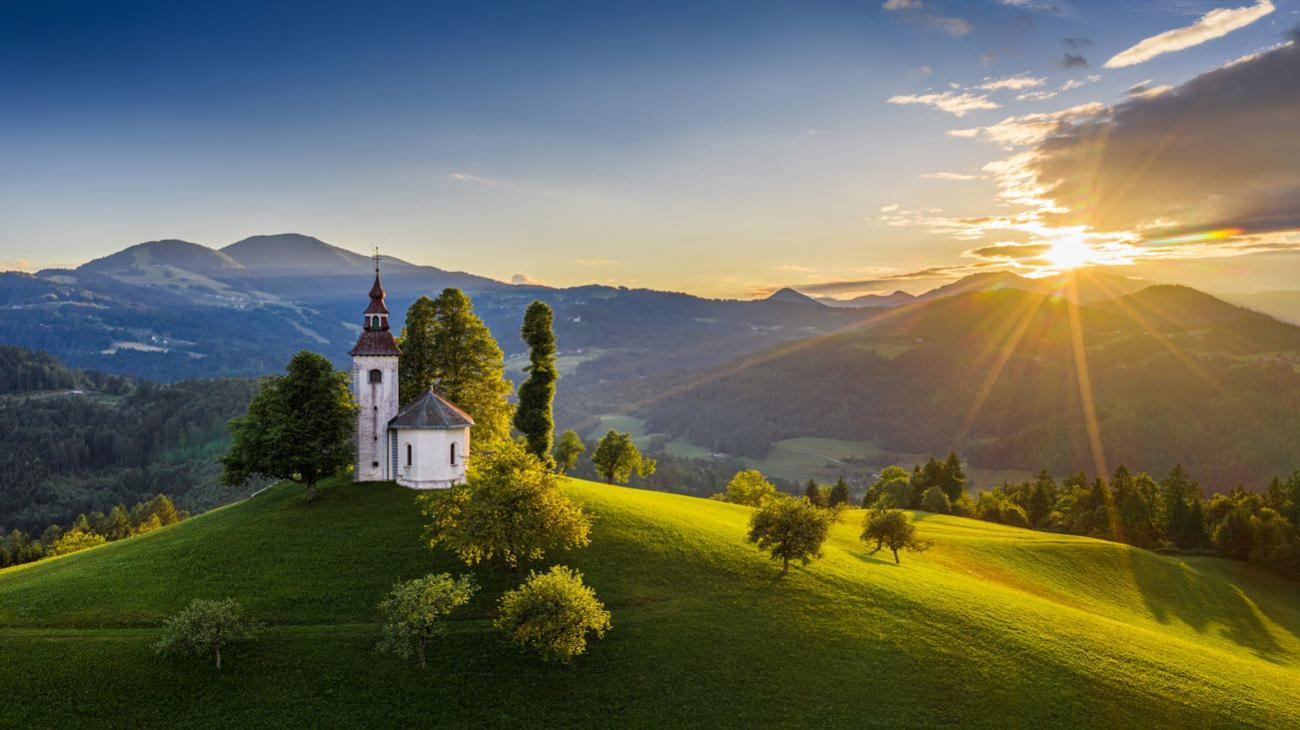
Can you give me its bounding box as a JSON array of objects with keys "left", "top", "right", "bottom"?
[{"left": 1, "top": 477, "right": 1296, "bottom": 727}]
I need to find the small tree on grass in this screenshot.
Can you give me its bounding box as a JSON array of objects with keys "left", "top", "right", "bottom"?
[
  {"left": 154, "top": 598, "right": 263, "bottom": 670},
  {"left": 553, "top": 430, "right": 586, "bottom": 475},
  {"left": 421, "top": 439, "right": 591, "bottom": 570},
  {"left": 221, "top": 351, "right": 355, "bottom": 501},
  {"left": 861, "top": 507, "right": 931, "bottom": 564},
  {"left": 494, "top": 565, "right": 611, "bottom": 664},
  {"left": 591, "top": 430, "right": 656, "bottom": 485},
  {"left": 513, "top": 301, "right": 558, "bottom": 467},
  {"left": 746, "top": 496, "right": 835, "bottom": 576},
  {"left": 726, "top": 469, "right": 778, "bottom": 506},
  {"left": 377, "top": 573, "right": 478, "bottom": 669}
]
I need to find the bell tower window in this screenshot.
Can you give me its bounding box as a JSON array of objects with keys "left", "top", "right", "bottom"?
[{"left": 368, "top": 368, "right": 382, "bottom": 384}]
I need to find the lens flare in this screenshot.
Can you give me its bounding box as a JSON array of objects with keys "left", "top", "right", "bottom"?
[
  {"left": 1147, "top": 228, "right": 1243, "bottom": 246},
  {"left": 1045, "top": 235, "right": 1094, "bottom": 270}
]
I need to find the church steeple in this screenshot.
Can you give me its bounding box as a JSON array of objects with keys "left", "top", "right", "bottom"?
[
  {"left": 349, "top": 248, "right": 401, "bottom": 356},
  {"left": 363, "top": 249, "right": 391, "bottom": 332}
]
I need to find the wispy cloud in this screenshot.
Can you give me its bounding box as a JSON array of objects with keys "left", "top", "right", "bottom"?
[
  {"left": 881, "top": 0, "right": 973, "bottom": 38},
  {"left": 1015, "top": 75, "right": 1099, "bottom": 101},
  {"left": 922, "top": 171, "right": 984, "bottom": 181},
  {"left": 574, "top": 258, "right": 615, "bottom": 266},
  {"left": 1104, "top": 0, "right": 1275, "bottom": 68},
  {"left": 1125, "top": 80, "right": 1174, "bottom": 99},
  {"left": 976, "top": 74, "right": 1048, "bottom": 91},
  {"left": 888, "top": 91, "right": 1000, "bottom": 116}
]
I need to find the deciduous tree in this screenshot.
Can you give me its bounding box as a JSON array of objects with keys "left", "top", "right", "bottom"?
[
  {"left": 421, "top": 439, "right": 591, "bottom": 569},
  {"left": 591, "top": 431, "right": 656, "bottom": 485},
  {"left": 553, "top": 429, "right": 585, "bottom": 475},
  {"left": 376, "top": 573, "right": 478, "bottom": 669},
  {"left": 746, "top": 496, "right": 835, "bottom": 575},
  {"left": 153, "top": 598, "right": 263, "bottom": 670},
  {"left": 220, "top": 351, "right": 355, "bottom": 501},
  {"left": 861, "top": 507, "right": 930, "bottom": 564},
  {"left": 725, "top": 469, "right": 778, "bottom": 506}
]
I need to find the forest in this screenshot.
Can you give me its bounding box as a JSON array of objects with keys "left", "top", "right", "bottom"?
[{"left": 0, "top": 346, "right": 259, "bottom": 532}]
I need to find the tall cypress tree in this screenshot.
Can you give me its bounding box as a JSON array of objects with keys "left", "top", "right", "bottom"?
[{"left": 513, "top": 301, "right": 558, "bottom": 465}]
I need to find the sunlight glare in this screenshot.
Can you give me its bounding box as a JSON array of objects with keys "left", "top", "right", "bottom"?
[{"left": 1045, "top": 235, "right": 1094, "bottom": 270}]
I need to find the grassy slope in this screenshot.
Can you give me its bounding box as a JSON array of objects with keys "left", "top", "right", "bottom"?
[{"left": 1, "top": 477, "right": 1297, "bottom": 728}]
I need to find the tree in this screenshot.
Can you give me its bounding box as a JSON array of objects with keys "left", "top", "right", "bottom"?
[
  {"left": 865, "top": 466, "right": 911, "bottom": 508},
  {"left": 861, "top": 507, "right": 930, "bottom": 564},
  {"left": 421, "top": 439, "right": 591, "bottom": 570},
  {"left": 591, "top": 431, "right": 656, "bottom": 485},
  {"left": 513, "top": 301, "right": 558, "bottom": 466},
  {"left": 153, "top": 598, "right": 264, "bottom": 670},
  {"left": 133, "top": 494, "right": 184, "bottom": 528},
  {"left": 553, "top": 430, "right": 586, "bottom": 475},
  {"left": 725, "top": 469, "right": 778, "bottom": 506},
  {"left": 804, "top": 479, "right": 825, "bottom": 507},
  {"left": 746, "top": 496, "right": 835, "bottom": 575},
  {"left": 827, "top": 477, "right": 850, "bottom": 507},
  {"left": 220, "top": 351, "right": 355, "bottom": 501},
  {"left": 399, "top": 289, "right": 513, "bottom": 446},
  {"left": 494, "top": 565, "right": 612, "bottom": 663},
  {"left": 940, "top": 452, "right": 967, "bottom": 502},
  {"left": 920, "top": 486, "right": 951, "bottom": 514},
  {"left": 1161, "top": 465, "right": 1203, "bottom": 549},
  {"left": 376, "top": 573, "right": 478, "bottom": 669},
  {"left": 48, "top": 528, "right": 107, "bottom": 556},
  {"left": 102, "top": 505, "right": 131, "bottom": 541}
]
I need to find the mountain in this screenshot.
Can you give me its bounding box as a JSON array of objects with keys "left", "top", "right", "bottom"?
[
  {"left": 763, "top": 287, "right": 824, "bottom": 306},
  {"left": 2, "top": 476, "right": 1296, "bottom": 726},
  {"left": 220, "top": 233, "right": 378, "bottom": 274},
  {"left": 819, "top": 289, "right": 917, "bottom": 308},
  {"left": 81, "top": 239, "right": 245, "bottom": 278},
  {"left": 635, "top": 288, "right": 1300, "bottom": 487}
]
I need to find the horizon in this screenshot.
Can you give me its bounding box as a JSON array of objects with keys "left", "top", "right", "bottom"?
[{"left": 3, "top": 1, "right": 1299, "bottom": 297}]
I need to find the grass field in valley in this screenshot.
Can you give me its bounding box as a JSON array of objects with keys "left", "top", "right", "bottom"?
[{"left": 1, "top": 477, "right": 1297, "bottom": 727}]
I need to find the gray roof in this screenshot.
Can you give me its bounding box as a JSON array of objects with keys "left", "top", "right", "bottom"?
[{"left": 389, "top": 388, "right": 475, "bottom": 430}]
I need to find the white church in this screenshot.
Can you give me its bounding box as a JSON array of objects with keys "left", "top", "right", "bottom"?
[{"left": 349, "top": 263, "right": 473, "bottom": 489}]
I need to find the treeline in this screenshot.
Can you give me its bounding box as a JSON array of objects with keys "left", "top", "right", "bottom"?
[
  {"left": 0, "top": 346, "right": 260, "bottom": 532},
  {"left": 869, "top": 455, "right": 1300, "bottom": 580},
  {"left": 0, "top": 493, "right": 185, "bottom": 569}
]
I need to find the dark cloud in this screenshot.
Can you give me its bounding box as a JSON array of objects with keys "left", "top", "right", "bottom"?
[
  {"left": 1031, "top": 32, "right": 1300, "bottom": 236},
  {"left": 1059, "top": 52, "right": 1089, "bottom": 68},
  {"left": 790, "top": 265, "right": 991, "bottom": 296},
  {"left": 965, "top": 242, "right": 1052, "bottom": 261},
  {"left": 1062, "top": 37, "right": 1093, "bottom": 49}
]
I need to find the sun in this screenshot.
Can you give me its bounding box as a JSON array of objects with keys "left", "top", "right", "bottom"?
[{"left": 1044, "top": 235, "right": 1094, "bottom": 270}]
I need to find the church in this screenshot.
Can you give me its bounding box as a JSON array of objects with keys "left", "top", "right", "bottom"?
[{"left": 349, "top": 262, "right": 473, "bottom": 489}]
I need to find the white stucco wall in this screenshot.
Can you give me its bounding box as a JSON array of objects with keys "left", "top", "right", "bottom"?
[
  {"left": 392, "top": 427, "right": 470, "bottom": 489},
  {"left": 352, "top": 354, "right": 399, "bottom": 482}
]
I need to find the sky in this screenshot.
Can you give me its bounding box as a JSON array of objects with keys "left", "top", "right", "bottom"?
[{"left": 1, "top": 0, "right": 1298, "bottom": 298}]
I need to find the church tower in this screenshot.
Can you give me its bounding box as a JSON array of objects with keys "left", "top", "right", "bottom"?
[{"left": 349, "top": 253, "right": 401, "bottom": 482}]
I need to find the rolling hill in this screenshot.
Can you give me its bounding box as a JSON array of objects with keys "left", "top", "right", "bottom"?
[
  {"left": 1, "top": 477, "right": 1296, "bottom": 727},
  {"left": 634, "top": 287, "right": 1300, "bottom": 487}
]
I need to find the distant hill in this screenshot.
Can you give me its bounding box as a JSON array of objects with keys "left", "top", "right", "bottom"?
[
  {"left": 763, "top": 287, "right": 823, "bottom": 306},
  {"left": 1, "top": 477, "right": 1296, "bottom": 726},
  {"left": 635, "top": 288, "right": 1300, "bottom": 487},
  {"left": 819, "top": 289, "right": 917, "bottom": 308}
]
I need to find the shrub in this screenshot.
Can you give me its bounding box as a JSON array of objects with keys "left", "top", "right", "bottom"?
[{"left": 494, "top": 566, "right": 611, "bottom": 663}]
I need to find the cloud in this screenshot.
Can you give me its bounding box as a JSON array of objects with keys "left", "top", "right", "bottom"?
[
  {"left": 574, "top": 258, "right": 615, "bottom": 266},
  {"left": 1062, "top": 37, "right": 1093, "bottom": 49},
  {"left": 888, "top": 91, "right": 1000, "bottom": 116},
  {"left": 915, "top": 64, "right": 935, "bottom": 78},
  {"left": 922, "top": 171, "right": 983, "bottom": 181},
  {"left": 964, "top": 241, "right": 1053, "bottom": 263},
  {"left": 881, "top": 0, "right": 973, "bottom": 38},
  {"left": 1125, "top": 80, "right": 1174, "bottom": 99},
  {"left": 1059, "top": 52, "right": 1089, "bottom": 68},
  {"left": 1015, "top": 74, "right": 1099, "bottom": 101},
  {"left": 1, "top": 259, "right": 34, "bottom": 272},
  {"left": 787, "top": 266, "right": 982, "bottom": 297},
  {"left": 948, "top": 102, "right": 1108, "bottom": 147},
  {"left": 976, "top": 74, "right": 1048, "bottom": 91},
  {"left": 1001, "top": 0, "right": 1069, "bottom": 13},
  {"left": 1104, "top": 1, "right": 1275, "bottom": 68},
  {"left": 774, "top": 263, "right": 817, "bottom": 273},
  {"left": 1032, "top": 34, "right": 1300, "bottom": 240}
]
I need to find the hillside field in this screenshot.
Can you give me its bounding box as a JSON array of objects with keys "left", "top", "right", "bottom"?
[{"left": 1, "top": 477, "right": 1297, "bottom": 727}]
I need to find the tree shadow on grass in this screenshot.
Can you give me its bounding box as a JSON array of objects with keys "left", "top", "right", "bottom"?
[{"left": 1127, "top": 549, "right": 1288, "bottom": 662}]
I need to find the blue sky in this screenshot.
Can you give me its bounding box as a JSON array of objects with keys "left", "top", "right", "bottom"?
[{"left": 2, "top": 0, "right": 1297, "bottom": 296}]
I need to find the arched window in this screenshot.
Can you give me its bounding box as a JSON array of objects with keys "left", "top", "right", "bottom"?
[
  {"left": 450, "top": 441, "right": 458, "bottom": 465},
  {"left": 406, "top": 443, "right": 412, "bottom": 467},
  {"left": 369, "top": 369, "right": 382, "bottom": 384}
]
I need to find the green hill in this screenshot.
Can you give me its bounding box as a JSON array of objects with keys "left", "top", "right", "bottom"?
[{"left": 2, "top": 477, "right": 1297, "bottom": 727}]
